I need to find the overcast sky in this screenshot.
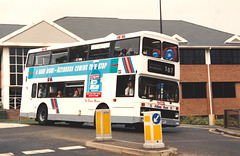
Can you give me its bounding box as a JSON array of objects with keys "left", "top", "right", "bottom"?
[{"left": 0, "top": 0, "right": 239, "bottom": 35}]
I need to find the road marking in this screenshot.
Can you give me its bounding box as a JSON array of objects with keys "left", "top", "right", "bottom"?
[
  {"left": 22, "top": 149, "right": 55, "bottom": 155},
  {"left": 223, "top": 134, "right": 240, "bottom": 139},
  {"left": 209, "top": 129, "right": 240, "bottom": 139},
  {"left": 209, "top": 129, "right": 220, "bottom": 134},
  {"left": 58, "top": 145, "right": 86, "bottom": 150},
  {"left": 0, "top": 153, "right": 14, "bottom": 156},
  {"left": 0, "top": 123, "right": 29, "bottom": 129}
]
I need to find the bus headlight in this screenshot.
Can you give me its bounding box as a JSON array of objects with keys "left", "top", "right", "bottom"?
[{"left": 175, "top": 113, "right": 179, "bottom": 118}]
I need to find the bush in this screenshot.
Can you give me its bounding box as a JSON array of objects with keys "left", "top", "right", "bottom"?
[
  {"left": 215, "top": 118, "right": 223, "bottom": 126},
  {"left": 181, "top": 116, "right": 209, "bottom": 125},
  {"left": 181, "top": 116, "right": 224, "bottom": 126}
]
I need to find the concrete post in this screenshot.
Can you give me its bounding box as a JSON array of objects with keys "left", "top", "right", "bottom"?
[{"left": 209, "top": 114, "right": 215, "bottom": 126}]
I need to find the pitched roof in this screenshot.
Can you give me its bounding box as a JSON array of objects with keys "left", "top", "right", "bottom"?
[
  {"left": 0, "top": 24, "right": 25, "bottom": 39},
  {"left": 0, "top": 20, "right": 84, "bottom": 46},
  {"left": 55, "top": 17, "right": 235, "bottom": 47}
]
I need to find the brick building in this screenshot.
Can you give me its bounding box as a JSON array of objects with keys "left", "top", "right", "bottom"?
[{"left": 1, "top": 17, "right": 240, "bottom": 117}]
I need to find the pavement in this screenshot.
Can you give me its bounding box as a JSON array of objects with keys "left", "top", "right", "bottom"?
[
  {"left": 85, "top": 139, "right": 178, "bottom": 156},
  {"left": 85, "top": 125, "right": 240, "bottom": 156},
  {"left": 215, "top": 126, "right": 240, "bottom": 137}
]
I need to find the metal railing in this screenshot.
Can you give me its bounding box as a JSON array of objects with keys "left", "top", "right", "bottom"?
[{"left": 224, "top": 109, "right": 240, "bottom": 129}]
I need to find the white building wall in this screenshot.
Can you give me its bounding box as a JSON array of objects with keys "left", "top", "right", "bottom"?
[{"left": 1, "top": 47, "right": 10, "bottom": 109}]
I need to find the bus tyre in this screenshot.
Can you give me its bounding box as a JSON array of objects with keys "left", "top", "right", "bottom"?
[{"left": 37, "top": 105, "right": 49, "bottom": 125}]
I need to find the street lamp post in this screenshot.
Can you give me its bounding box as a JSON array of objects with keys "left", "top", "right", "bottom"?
[{"left": 159, "top": 0, "right": 163, "bottom": 33}]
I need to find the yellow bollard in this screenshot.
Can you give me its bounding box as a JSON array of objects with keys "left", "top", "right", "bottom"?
[
  {"left": 95, "top": 109, "right": 112, "bottom": 141},
  {"left": 143, "top": 111, "right": 165, "bottom": 149}
]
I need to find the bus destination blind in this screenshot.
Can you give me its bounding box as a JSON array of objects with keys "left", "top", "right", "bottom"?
[{"left": 148, "top": 60, "right": 175, "bottom": 76}]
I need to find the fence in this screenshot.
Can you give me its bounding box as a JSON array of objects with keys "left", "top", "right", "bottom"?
[{"left": 224, "top": 109, "right": 240, "bottom": 129}]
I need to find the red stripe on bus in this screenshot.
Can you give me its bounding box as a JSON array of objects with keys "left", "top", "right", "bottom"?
[
  {"left": 127, "top": 57, "right": 133, "bottom": 73},
  {"left": 51, "top": 99, "right": 54, "bottom": 108},
  {"left": 53, "top": 99, "right": 56, "bottom": 109},
  {"left": 108, "top": 64, "right": 118, "bottom": 66},
  {"left": 123, "top": 58, "right": 130, "bottom": 73}
]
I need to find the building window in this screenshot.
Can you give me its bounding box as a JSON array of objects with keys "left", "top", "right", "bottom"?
[
  {"left": 212, "top": 82, "right": 235, "bottom": 98},
  {"left": 211, "top": 49, "right": 240, "bottom": 64},
  {"left": 9, "top": 87, "right": 22, "bottom": 109},
  {"left": 180, "top": 49, "right": 205, "bottom": 64},
  {"left": 182, "top": 82, "right": 206, "bottom": 98},
  {"left": 9, "top": 47, "right": 32, "bottom": 109},
  {"left": 9, "top": 48, "right": 30, "bottom": 86}
]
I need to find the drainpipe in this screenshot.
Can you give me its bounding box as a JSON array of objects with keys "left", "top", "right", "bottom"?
[{"left": 207, "top": 47, "right": 215, "bottom": 126}]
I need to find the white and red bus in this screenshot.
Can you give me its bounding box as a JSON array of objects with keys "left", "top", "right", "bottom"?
[{"left": 20, "top": 31, "right": 180, "bottom": 128}]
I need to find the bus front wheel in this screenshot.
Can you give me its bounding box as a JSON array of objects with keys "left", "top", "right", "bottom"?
[{"left": 37, "top": 105, "right": 50, "bottom": 125}]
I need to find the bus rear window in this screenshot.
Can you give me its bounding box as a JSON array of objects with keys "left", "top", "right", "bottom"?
[
  {"left": 142, "top": 37, "right": 161, "bottom": 58},
  {"left": 163, "top": 42, "right": 179, "bottom": 62}
]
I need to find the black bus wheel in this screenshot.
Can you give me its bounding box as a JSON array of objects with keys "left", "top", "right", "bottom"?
[{"left": 37, "top": 105, "right": 49, "bottom": 125}]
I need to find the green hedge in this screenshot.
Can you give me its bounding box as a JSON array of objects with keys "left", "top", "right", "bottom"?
[{"left": 181, "top": 116, "right": 223, "bottom": 126}]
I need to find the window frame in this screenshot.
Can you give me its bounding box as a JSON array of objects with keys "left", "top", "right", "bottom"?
[
  {"left": 211, "top": 49, "right": 240, "bottom": 64},
  {"left": 34, "top": 51, "right": 51, "bottom": 66},
  {"left": 142, "top": 37, "right": 162, "bottom": 58},
  {"left": 31, "top": 83, "right": 37, "bottom": 98},
  {"left": 37, "top": 81, "right": 85, "bottom": 98},
  {"left": 212, "top": 82, "right": 236, "bottom": 98},
  {"left": 116, "top": 74, "right": 136, "bottom": 97},
  {"left": 180, "top": 49, "right": 206, "bottom": 64},
  {"left": 181, "top": 82, "right": 207, "bottom": 99},
  {"left": 89, "top": 42, "right": 112, "bottom": 60},
  {"left": 113, "top": 37, "right": 140, "bottom": 57}
]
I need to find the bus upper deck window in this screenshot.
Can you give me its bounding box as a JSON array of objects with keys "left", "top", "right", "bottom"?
[
  {"left": 163, "top": 42, "right": 179, "bottom": 62},
  {"left": 51, "top": 49, "right": 68, "bottom": 64},
  {"left": 69, "top": 46, "right": 88, "bottom": 62},
  {"left": 89, "top": 42, "right": 110, "bottom": 60},
  {"left": 35, "top": 52, "right": 51, "bottom": 66},
  {"left": 114, "top": 38, "right": 140, "bottom": 57},
  {"left": 142, "top": 37, "right": 161, "bottom": 58},
  {"left": 26, "top": 54, "right": 35, "bottom": 67}
]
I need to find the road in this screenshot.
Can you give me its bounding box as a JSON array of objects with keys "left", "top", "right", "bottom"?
[
  {"left": 0, "top": 122, "right": 239, "bottom": 156},
  {"left": 0, "top": 123, "right": 120, "bottom": 156}
]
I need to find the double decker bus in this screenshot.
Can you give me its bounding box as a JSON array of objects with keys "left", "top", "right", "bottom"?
[{"left": 20, "top": 31, "right": 180, "bottom": 128}]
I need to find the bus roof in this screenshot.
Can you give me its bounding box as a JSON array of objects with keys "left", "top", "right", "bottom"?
[{"left": 28, "top": 31, "right": 178, "bottom": 54}]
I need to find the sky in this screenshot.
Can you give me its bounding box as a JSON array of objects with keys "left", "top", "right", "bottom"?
[{"left": 0, "top": 0, "right": 239, "bottom": 35}]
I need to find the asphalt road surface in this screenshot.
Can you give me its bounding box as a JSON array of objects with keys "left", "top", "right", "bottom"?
[{"left": 0, "top": 122, "right": 239, "bottom": 156}]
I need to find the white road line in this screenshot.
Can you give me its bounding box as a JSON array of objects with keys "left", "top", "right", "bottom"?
[
  {"left": 0, "top": 152, "right": 14, "bottom": 156},
  {"left": 22, "top": 149, "right": 55, "bottom": 155},
  {"left": 0, "top": 123, "right": 29, "bottom": 129},
  {"left": 58, "top": 146, "right": 86, "bottom": 150}
]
